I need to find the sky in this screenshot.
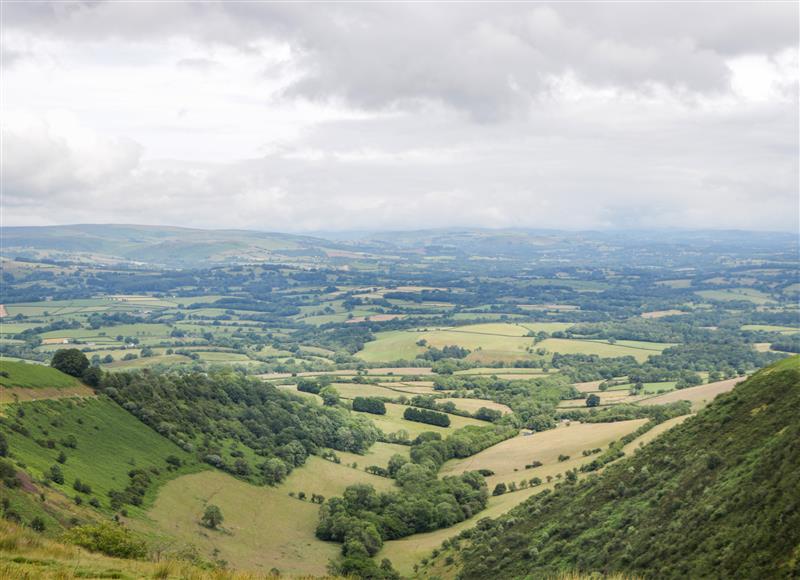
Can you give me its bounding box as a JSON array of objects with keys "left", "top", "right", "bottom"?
[{"left": 2, "top": 1, "right": 798, "bottom": 233}]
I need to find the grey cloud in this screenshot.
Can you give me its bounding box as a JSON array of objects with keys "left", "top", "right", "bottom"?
[{"left": 6, "top": 2, "right": 797, "bottom": 118}]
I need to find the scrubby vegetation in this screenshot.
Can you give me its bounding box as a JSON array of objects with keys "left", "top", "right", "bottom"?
[
  {"left": 440, "top": 357, "right": 800, "bottom": 579},
  {"left": 98, "top": 370, "right": 381, "bottom": 485}
]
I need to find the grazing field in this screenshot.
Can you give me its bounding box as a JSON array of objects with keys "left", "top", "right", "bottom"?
[
  {"left": 382, "top": 419, "right": 649, "bottom": 574},
  {"left": 455, "top": 367, "right": 544, "bottom": 376},
  {"left": 379, "top": 482, "right": 547, "bottom": 575},
  {"left": 388, "top": 383, "right": 439, "bottom": 395},
  {"left": 641, "top": 309, "right": 685, "bottom": 318},
  {"left": 0, "top": 398, "right": 199, "bottom": 516},
  {"left": 145, "top": 457, "right": 395, "bottom": 576},
  {"left": 621, "top": 415, "right": 691, "bottom": 455},
  {"left": 328, "top": 382, "right": 401, "bottom": 399},
  {"left": 607, "top": 381, "right": 677, "bottom": 394},
  {"left": 332, "top": 441, "right": 411, "bottom": 470},
  {"left": 356, "top": 323, "right": 550, "bottom": 363},
  {"left": 741, "top": 324, "right": 799, "bottom": 333},
  {"left": 356, "top": 330, "right": 427, "bottom": 361},
  {"left": 104, "top": 354, "right": 192, "bottom": 370},
  {"left": 639, "top": 377, "right": 744, "bottom": 410},
  {"left": 440, "top": 420, "right": 648, "bottom": 489},
  {"left": 696, "top": 288, "right": 773, "bottom": 304},
  {"left": 437, "top": 398, "right": 512, "bottom": 415},
  {"left": 536, "top": 338, "right": 672, "bottom": 362},
  {"left": 365, "top": 402, "right": 485, "bottom": 437},
  {"left": 0, "top": 360, "right": 79, "bottom": 389}
]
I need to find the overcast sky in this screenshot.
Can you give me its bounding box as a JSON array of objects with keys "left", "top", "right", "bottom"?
[{"left": 3, "top": 1, "right": 798, "bottom": 232}]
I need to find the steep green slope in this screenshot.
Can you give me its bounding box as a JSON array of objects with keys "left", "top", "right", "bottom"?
[
  {"left": 0, "top": 397, "right": 200, "bottom": 522},
  {"left": 0, "top": 360, "right": 79, "bottom": 389},
  {"left": 444, "top": 356, "right": 800, "bottom": 579}
]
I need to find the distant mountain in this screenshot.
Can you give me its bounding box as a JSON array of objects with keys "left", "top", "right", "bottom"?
[
  {"left": 0, "top": 224, "right": 337, "bottom": 267},
  {"left": 438, "top": 357, "right": 800, "bottom": 579},
  {"left": 2, "top": 224, "right": 797, "bottom": 269}
]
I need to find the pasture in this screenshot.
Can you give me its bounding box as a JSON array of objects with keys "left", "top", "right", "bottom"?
[
  {"left": 382, "top": 418, "right": 653, "bottom": 574},
  {"left": 0, "top": 360, "right": 78, "bottom": 389},
  {"left": 741, "top": 324, "right": 799, "bottom": 334},
  {"left": 536, "top": 338, "right": 672, "bottom": 362},
  {"left": 440, "top": 420, "right": 648, "bottom": 489},
  {"left": 640, "top": 377, "right": 744, "bottom": 410},
  {"left": 364, "top": 402, "right": 485, "bottom": 437},
  {"left": 437, "top": 398, "right": 512, "bottom": 415},
  {"left": 144, "top": 457, "right": 395, "bottom": 576},
  {"left": 696, "top": 288, "right": 773, "bottom": 304}
]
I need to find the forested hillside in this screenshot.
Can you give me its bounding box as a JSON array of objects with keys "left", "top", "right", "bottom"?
[{"left": 440, "top": 356, "right": 800, "bottom": 579}]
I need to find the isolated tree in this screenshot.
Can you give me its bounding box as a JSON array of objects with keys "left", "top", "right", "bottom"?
[
  {"left": 586, "top": 393, "right": 601, "bottom": 407},
  {"left": 49, "top": 464, "right": 65, "bottom": 484},
  {"left": 201, "top": 504, "right": 224, "bottom": 529},
  {"left": 50, "top": 349, "right": 89, "bottom": 378}
]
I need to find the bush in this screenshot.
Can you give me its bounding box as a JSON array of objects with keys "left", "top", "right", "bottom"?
[
  {"left": 403, "top": 407, "right": 451, "bottom": 427},
  {"left": 352, "top": 397, "right": 387, "bottom": 415},
  {"left": 201, "top": 505, "right": 224, "bottom": 529},
  {"left": 63, "top": 522, "right": 147, "bottom": 559}
]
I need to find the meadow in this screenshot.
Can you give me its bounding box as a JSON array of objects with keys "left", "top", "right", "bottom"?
[
  {"left": 0, "top": 360, "right": 79, "bottom": 389},
  {"left": 142, "top": 456, "right": 397, "bottom": 576},
  {"left": 640, "top": 377, "right": 744, "bottom": 410},
  {"left": 440, "top": 419, "right": 648, "bottom": 489}
]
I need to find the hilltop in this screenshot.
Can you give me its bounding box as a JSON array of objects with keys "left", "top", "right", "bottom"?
[{"left": 428, "top": 356, "right": 800, "bottom": 579}]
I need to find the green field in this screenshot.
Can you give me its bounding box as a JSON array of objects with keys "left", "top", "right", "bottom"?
[
  {"left": 607, "top": 381, "right": 677, "bottom": 394},
  {"left": 0, "top": 398, "right": 200, "bottom": 516},
  {"left": 741, "top": 324, "right": 799, "bottom": 334},
  {"left": 0, "top": 360, "right": 79, "bottom": 389},
  {"left": 696, "top": 288, "right": 773, "bottom": 304},
  {"left": 365, "top": 402, "right": 485, "bottom": 437},
  {"left": 143, "top": 456, "right": 396, "bottom": 576},
  {"left": 537, "top": 338, "right": 672, "bottom": 362}
]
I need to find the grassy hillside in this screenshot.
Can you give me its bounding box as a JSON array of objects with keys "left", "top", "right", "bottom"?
[
  {"left": 0, "top": 360, "right": 78, "bottom": 389},
  {"left": 0, "top": 518, "right": 322, "bottom": 579},
  {"left": 0, "top": 397, "right": 201, "bottom": 520},
  {"left": 436, "top": 356, "right": 800, "bottom": 579}
]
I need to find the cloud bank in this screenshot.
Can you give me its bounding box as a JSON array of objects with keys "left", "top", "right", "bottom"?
[{"left": 2, "top": 2, "right": 798, "bottom": 231}]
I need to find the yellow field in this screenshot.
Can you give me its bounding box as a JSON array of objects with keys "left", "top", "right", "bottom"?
[
  {"left": 383, "top": 418, "right": 648, "bottom": 574},
  {"left": 537, "top": 338, "right": 672, "bottom": 362},
  {"left": 440, "top": 420, "right": 647, "bottom": 489},
  {"left": 365, "top": 403, "right": 485, "bottom": 437},
  {"left": 328, "top": 382, "right": 400, "bottom": 399},
  {"left": 640, "top": 377, "right": 744, "bottom": 410},
  {"left": 332, "top": 441, "right": 411, "bottom": 469},
  {"left": 144, "top": 457, "right": 395, "bottom": 576},
  {"left": 437, "top": 398, "right": 512, "bottom": 415}
]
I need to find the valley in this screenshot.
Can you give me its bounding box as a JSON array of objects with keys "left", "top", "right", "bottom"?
[{"left": 0, "top": 225, "right": 797, "bottom": 578}]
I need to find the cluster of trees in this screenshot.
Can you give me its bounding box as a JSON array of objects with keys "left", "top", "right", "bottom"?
[
  {"left": 318, "top": 423, "right": 514, "bottom": 572},
  {"left": 418, "top": 345, "right": 471, "bottom": 361},
  {"left": 352, "top": 397, "right": 386, "bottom": 415},
  {"left": 431, "top": 373, "right": 578, "bottom": 432},
  {"left": 403, "top": 407, "right": 451, "bottom": 427},
  {"left": 97, "top": 369, "right": 380, "bottom": 486},
  {"left": 317, "top": 471, "right": 487, "bottom": 567}
]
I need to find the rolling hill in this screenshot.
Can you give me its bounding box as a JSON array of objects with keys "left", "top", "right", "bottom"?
[{"left": 426, "top": 356, "right": 800, "bottom": 579}]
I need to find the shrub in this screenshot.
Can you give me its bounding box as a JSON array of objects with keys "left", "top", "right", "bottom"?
[
  {"left": 352, "top": 397, "right": 387, "bottom": 415},
  {"left": 63, "top": 522, "right": 147, "bottom": 559}
]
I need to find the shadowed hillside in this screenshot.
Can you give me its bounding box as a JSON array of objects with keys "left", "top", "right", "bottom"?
[{"left": 432, "top": 356, "right": 800, "bottom": 579}]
